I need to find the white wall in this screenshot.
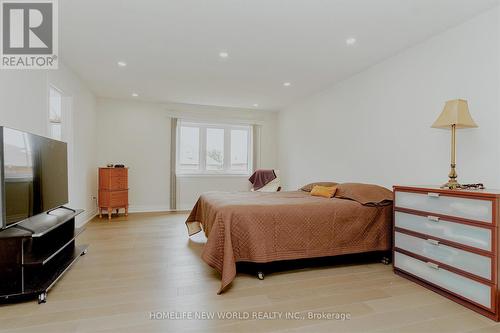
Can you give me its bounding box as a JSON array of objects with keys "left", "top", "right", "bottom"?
[
  {"left": 96, "top": 98, "right": 171, "bottom": 212},
  {"left": 96, "top": 99, "right": 279, "bottom": 211},
  {"left": 279, "top": 7, "right": 500, "bottom": 191},
  {"left": 0, "top": 63, "right": 98, "bottom": 225}
]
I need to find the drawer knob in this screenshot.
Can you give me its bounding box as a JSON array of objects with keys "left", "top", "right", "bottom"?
[
  {"left": 427, "top": 215, "right": 440, "bottom": 222},
  {"left": 426, "top": 262, "right": 439, "bottom": 270},
  {"left": 427, "top": 192, "right": 440, "bottom": 198},
  {"left": 426, "top": 239, "right": 440, "bottom": 246}
]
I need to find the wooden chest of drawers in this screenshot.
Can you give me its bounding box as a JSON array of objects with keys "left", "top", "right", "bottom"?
[
  {"left": 393, "top": 185, "right": 500, "bottom": 321},
  {"left": 98, "top": 168, "right": 129, "bottom": 220}
]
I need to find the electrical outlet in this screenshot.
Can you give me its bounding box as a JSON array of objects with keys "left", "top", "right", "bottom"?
[{"left": 91, "top": 195, "right": 97, "bottom": 208}]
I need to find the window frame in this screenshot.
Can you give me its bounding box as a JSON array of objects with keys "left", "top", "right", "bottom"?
[{"left": 176, "top": 120, "right": 252, "bottom": 176}]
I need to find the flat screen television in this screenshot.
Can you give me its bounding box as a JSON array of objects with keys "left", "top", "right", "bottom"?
[{"left": 0, "top": 126, "right": 68, "bottom": 229}]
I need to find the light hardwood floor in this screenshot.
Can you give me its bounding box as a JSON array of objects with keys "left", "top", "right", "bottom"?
[{"left": 1, "top": 212, "right": 500, "bottom": 333}]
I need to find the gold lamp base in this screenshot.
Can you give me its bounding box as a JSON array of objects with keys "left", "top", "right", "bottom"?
[
  {"left": 441, "top": 163, "right": 460, "bottom": 189},
  {"left": 441, "top": 179, "right": 460, "bottom": 190},
  {"left": 440, "top": 124, "right": 461, "bottom": 190}
]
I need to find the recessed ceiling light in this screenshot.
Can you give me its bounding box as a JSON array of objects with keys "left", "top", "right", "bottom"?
[
  {"left": 253, "top": 103, "right": 259, "bottom": 107},
  {"left": 131, "top": 93, "right": 139, "bottom": 97},
  {"left": 346, "top": 37, "right": 357, "bottom": 46},
  {"left": 117, "top": 61, "right": 127, "bottom": 67},
  {"left": 219, "top": 51, "right": 229, "bottom": 59},
  {"left": 283, "top": 82, "right": 291, "bottom": 87}
]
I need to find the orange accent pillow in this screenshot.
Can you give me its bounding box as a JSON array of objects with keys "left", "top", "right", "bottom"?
[
  {"left": 310, "top": 185, "right": 337, "bottom": 198},
  {"left": 300, "top": 182, "right": 338, "bottom": 192}
]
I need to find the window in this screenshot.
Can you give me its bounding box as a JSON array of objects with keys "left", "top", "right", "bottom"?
[
  {"left": 48, "top": 86, "right": 63, "bottom": 140},
  {"left": 230, "top": 129, "right": 248, "bottom": 171},
  {"left": 177, "top": 121, "right": 252, "bottom": 175},
  {"left": 179, "top": 126, "right": 200, "bottom": 170},
  {"left": 206, "top": 128, "right": 224, "bottom": 170}
]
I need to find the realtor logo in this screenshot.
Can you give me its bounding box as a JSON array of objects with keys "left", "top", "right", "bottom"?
[{"left": 1, "top": 0, "right": 58, "bottom": 69}]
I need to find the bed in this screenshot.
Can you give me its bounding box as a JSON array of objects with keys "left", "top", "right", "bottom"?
[{"left": 186, "top": 183, "right": 393, "bottom": 294}]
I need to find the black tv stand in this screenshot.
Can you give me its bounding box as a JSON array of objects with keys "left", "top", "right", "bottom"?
[
  {"left": 47, "top": 206, "right": 76, "bottom": 214},
  {"left": 0, "top": 208, "right": 87, "bottom": 304},
  {"left": 13, "top": 224, "right": 35, "bottom": 233}
]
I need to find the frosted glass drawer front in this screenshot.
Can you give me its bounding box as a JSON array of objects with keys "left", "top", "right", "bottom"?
[
  {"left": 395, "top": 191, "right": 492, "bottom": 223},
  {"left": 395, "top": 211, "right": 491, "bottom": 252},
  {"left": 395, "top": 232, "right": 491, "bottom": 280},
  {"left": 394, "top": 252, "right": 492, "bottom": 309}
]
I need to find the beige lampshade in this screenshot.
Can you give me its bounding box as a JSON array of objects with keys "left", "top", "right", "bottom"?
[{"left": 431, "top": 99, "right": 478, "bottom": 129}]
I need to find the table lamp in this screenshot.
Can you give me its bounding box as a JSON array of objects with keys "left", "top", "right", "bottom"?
[{"left": 431, "top": 99, "right": 478, "bottom": 189}]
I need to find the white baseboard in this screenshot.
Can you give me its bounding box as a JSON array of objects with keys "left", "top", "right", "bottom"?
[
  {"left": 75, "top": 206, "right": 189, "bottom": 222},
  {"left": 127, "top": 205, "right": 172, "bottom": 213},
  {"left": 178, "top": 205, "right": 195, "bottom": 211},
  {"left": 76, "top": 208, "right": 98, "bottom": 228}
]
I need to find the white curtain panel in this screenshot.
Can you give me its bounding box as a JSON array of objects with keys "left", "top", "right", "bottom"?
[
  {"left": 170, "top": 118, "right": 178, "bottom": 210},
  {"left": 252, "top": 124, "right": 262, "bottom": 172}
]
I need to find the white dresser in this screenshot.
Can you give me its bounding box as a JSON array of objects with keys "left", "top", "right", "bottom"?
[{"left": 393, "top": 185, "right": 500, "bottom": 321}]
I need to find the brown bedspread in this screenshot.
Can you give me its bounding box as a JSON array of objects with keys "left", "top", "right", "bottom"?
[{"left": 186, "top": 191, "right": 392, "bottom": 294}]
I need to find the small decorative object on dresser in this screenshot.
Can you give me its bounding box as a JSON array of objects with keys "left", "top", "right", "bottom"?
[
  {"left": 393, "top": 185, "right": 500, "bottom": 321},
  {"left": 98, "top": 167, "right": 129, "bottom": 220}
]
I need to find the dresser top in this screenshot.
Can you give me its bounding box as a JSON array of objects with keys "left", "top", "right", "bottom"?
[
  {"left": 394, "top": 185, "right": 500, "bottom": 198},
  {"left": 99, "top": 167, "right": 128, "bottom": 169}
]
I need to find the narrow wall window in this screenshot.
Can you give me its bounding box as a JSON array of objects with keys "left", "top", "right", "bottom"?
[
  {"left": 48, "top": 86, "right": 63, "bottom": 140},
  {"left": 47, "top": 85, "right": 74, "bottom": 206}
]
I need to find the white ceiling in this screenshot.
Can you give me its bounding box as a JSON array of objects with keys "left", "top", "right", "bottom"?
[{"left": 60, "top": 0, "right": 499, "bottom": 110}]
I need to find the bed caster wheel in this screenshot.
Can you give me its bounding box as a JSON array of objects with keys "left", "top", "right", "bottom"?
[
  {"left": 38, "top": 292, "right": 47, "bottom": 304},
  {"left": 381, "top": 257, "right": 391, "bottom": 265},
  {"left": 257, "top": 272, "right": 264, "bottom": 280}
]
